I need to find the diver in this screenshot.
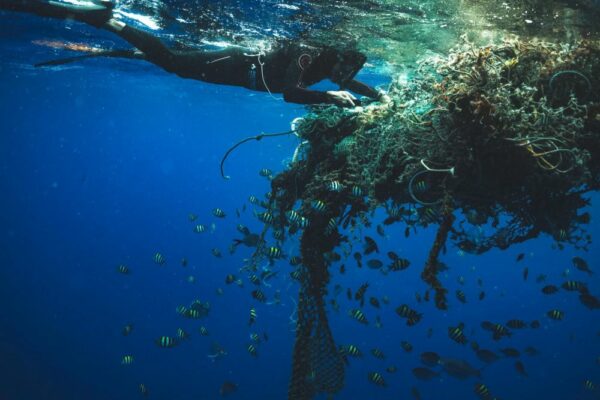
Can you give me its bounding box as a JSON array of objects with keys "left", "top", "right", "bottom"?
[{"left": 1, "top": 0, "right": 390, "bottom": 107}]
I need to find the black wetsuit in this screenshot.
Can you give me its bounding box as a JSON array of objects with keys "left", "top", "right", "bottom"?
[
  {"left": 117, "top": 26, "right": 351, "bottom": 104},
  {"left": 1, "top": 0, "right": 380, "bottom": 104}
]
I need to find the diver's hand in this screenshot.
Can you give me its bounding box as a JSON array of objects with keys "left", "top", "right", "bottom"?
[
  {"left": 326, "top": 90, "right": 359, "bottom": 107},
  {"left": 377, "top": 91, "right": 391, "bottom": 104}
]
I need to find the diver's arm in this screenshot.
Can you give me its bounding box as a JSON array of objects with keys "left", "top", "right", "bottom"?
[
  {"left": 282, "top": 86, "right": 330, "bottom": 105},
  {"left": 342, "top": 79, "right": 382, "bottom": 99}
]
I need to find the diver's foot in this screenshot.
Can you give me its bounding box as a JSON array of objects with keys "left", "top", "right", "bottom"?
[{"left": 47, "top": 0, "right": 114, "bottom": 27}]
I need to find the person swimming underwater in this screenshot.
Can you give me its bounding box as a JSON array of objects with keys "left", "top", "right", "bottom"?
[{"left": 1, "top": 0, "right": 390, "bottom": 107}]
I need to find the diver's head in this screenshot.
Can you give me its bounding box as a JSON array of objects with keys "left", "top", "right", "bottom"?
[{"left": 330, "top": 49, "right": 367, "bottom": 86}]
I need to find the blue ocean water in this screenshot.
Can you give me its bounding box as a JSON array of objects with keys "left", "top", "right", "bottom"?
[{"left": 1, "top": 5, "right": 600, "bottom": 400}]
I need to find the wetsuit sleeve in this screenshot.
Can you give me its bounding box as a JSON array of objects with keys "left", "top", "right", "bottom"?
[
  {"left": 282, "top": 54, "right": 330, "bottom": 105},
  {"left": 342, "top": 79, "right": 380, "bottom": 99}
]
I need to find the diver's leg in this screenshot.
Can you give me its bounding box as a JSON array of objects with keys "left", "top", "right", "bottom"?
[
  {"left": 0, "top": 0, "right": 113, "bottom": 27},
  {"left": 103, "top": 20, "right": 176, "bottom": 68}
]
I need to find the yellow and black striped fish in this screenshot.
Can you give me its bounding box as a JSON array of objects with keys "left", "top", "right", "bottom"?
[
  {"left": 267, "top": 246, "right": 282, "bottom": 259},
  {"left": 177, "top": 328, "right": 190, "bottom": 340},
  {"left": 311, "top": 200, "right": 326, "bottom": 213},
  {"left": 121, "top": 355, "right": 134, "bottom": 365},
  {"left": 116, "top": 264, "right": 130, "bottom": 274},
  {"left": 367, "top": 372, "right": 386, "bottom": 387},
  {"left": 139, "top": 383, "right": 149, "bottom": 397},
  {"left": 247, "top": 343, "right": 258, "bottom": 357},
  {"left": 349, "top": 308, "right": 368, "bottom": 324},
  {"left": 198, "top": 326, "right": 209, "bottom": 336},
  {"left": 547, "top": 309, "right": 564, "bottom": 320},
  {"left": 213, "top": 208, "right": 226, "bottom": 218},
  {"left": 122, "top": 324, "right": 133, "bottom": 336},
  {"left": 370, "top": 348, "right": 385, "bottom": 359},
  {"left": 583, "top": 379, "right": 596, "bottom": 391},
  {"left": 155, "top": 336, "right": 177, "bottom": 348},
  {"left": 251, "top": 289, "right": 267, "bottom": 303},
  {"left": 153, "top": 252, "right": 166, "bottom": 265},
  {"left": 249, "top": 307, "right": 257, "bottom": 325},
  {"left": 340, "top": 344, "right": 362, "bottom": 357},
  {"left": 448, "top": 323, "right": 468, "bottom": 344},
  {"left": 194, "top": 224, "right": 206, "bottom": 233}
]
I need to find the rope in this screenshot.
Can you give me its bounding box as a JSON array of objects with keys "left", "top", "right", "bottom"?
[{"left": 220, "top": 130, "right": 295, "bottom": 179}]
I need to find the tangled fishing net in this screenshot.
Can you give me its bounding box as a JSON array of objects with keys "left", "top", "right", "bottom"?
[{"left": 248, "top": 36, "right": 600, "bottom": 399}]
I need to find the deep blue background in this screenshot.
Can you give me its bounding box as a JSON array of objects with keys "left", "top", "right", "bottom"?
[{"left": 1, "top": 10, "right": 600, "bottom": 400}]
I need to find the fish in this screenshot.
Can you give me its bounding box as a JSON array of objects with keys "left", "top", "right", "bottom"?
[
  {"left": 339, "top": 264, "right": 346, "bottom": 274},
  {"left": 506, "top": 319, "right": 527, "bottom": 329},
  {"left": 369, "top": 297, "right": 380, "bottom": 308},
  {"left": 456, "top": 290, "right": 466, "bottom": 303},
  {"left": 351, "top": 185, "right": 363, "bottom": 197},
  {"left": 194, "top": 224, "right": 207, "bottom": 233},
  {"left": 375, "top": 315, "right": 383, "bottom": 329},
  {"left": 376, "top": 224, "right": 385, "bottom": 237},
  {"left": 326, "top": 218, "right": 337, "bottom": 234},
  {"left": 139, "top": 383, "right": 149, "bottom": 397},
  {"left": 354, "top": 283, "right": 369, "bottom": 307},
  {"left": 233, "top": 233, "right": 263, "bottom": 250},
  {"left": 155, "top": 336, "right": 177, "bottom": 348},
  {"left": 219, "top": 381, "right": 238, "bottom": 396},
  {"left": 364, "top": 236, "right": 379, "bottom": 254},
  {"left": 353, "top": 252, "right": 363, "bottom": 268},
  {"left": 439, "top": 358, "right": 481, "bottom": 379},
  {"left": 579, "top": 293, "right": 600, "bottom": 309},
  {"left": 181, "top": 258, "right": 188, "bottom": 267},
  {"left": 349, "top": 308, "right": 368, "bottom": 324},
  {"left": 256, "top": 210, "right": 274, "bottom": 224},
  {"left": 225, "top": 274, "right": 236, "bottom": 284},
  {"left": 249, "top": 308, "right": 257, "bottom": 325},
  {"left": 248, "top": 195, "right": 260, "bottom": 205},
  {"left": 516, "top": 253, "right": 525, "bottom": 262},
  {"left": 122, "top": 324, "right": 133, "bottom": 336},
  {"left": 515, "top": 361, "right": 528, "bottom": 377},
  {"left": 370, "top": 348, "right": 385, "bottom": 359},
  {"left": 346, "top": 288, "right": 352, "bottom": 300},
  {"left": 199, "top": 326, "right": 209, "bottom": 336},
  {"left": 561, "top": 280, "right": 588, "bottom": 293},
  {"left": 547, "top": 309, "right": 564, "bottom": 320},
  {"left": 499, "top": 347, "right": 520, "bottom": 357},
  {"left": 213, "top": 208, "right": 226, "bottom": 218},
  {"left": 367, "top": 259, "right": 383, "bottom": 269},
  {"left": 536, "top": 274, "right": 547, "bottom": 283},
  {"left": 388, "top": 258, "right": 410, "bottom": 271},
  {"left": 478, "top": 291, "right": 485, "bottom": 300},
  {"left": 311, "top": 200, "right": 327, "bottom": 213},
  {"left": 541, "top": 285, "right": 559, "bottom": 294},
  {"left": 524, "top": 346, "right": 539, "bottom": 356},
  {"left": 251, "top": 290, "right": 266, "bottom": 302},
  {"left": 289, "top": 256, "right": 302, "bottom": 266},
  {"left": 448, "top": 323, "right": 468, "bottom": 344},
  {"left": 259, "top": 168, "right": 272, "bottom": 178},
  {"left": 386, "top": 365, "right": 397, "bottom": 373},
  {"left": 121, "top": 355, "right": 134, "bottom": 365},
  {"left": 211, "top": 248, "right": 222, "bottom": 258},
  {"left": 583, "top": 380, "right": 596, "bottom": 391},
  {"left": 327, "top": 180, "right": 343, "bottom": 192},
  {"left": 481, "top": 321, "right": 511, "bottom": 340},
  {"left": 474, "top": 383, "right": 491, "bottom": 399},
  {"left": 153, "top": 252, "right": 166, "bottom": 265},
  {"left": 116, "top": 264, "right": 130, "bottom": 274},
  {"left": 188, "top": 213, "right": 197, "bottom": 222},
  {"left": 411, "top": 386, "right": 422, "bottom": 400},
  {"left": 396, "top": 304, "right": 422, "bottom": 326},
  {"left": 176, "top": 328, "right": 190, "bottom": 340},
  {"left": 475, "top": 348, "right": 500, "bottom": 364},
  {"left": 420, "top": 351, "right": 440, "bottom": 367},
  {"left": 339, "top": 344, "right": 362, "bottom": 358},
  {"left": 530, "top": 320, "right": 540, "bottom": 329},
  {"left": 572, "top": 256, "right": 592, "bottom": 275},
  {"left": 267, "top": 246, "right": 283, "bottom": 259},
  {"left": 401, "top": 340, "right": 413, "bottom": 352},
  {"left": 412, "top": 367, "right": 439, "bottom": 380},
  {"left": 367, "top": 372, "right": 386, "bottom": 387},
  {"left": 523, "top": 267, "right": 529, "bottom": 281},
  {"left": 247, "top": 344, "right": 258, "bottom": 357}
]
